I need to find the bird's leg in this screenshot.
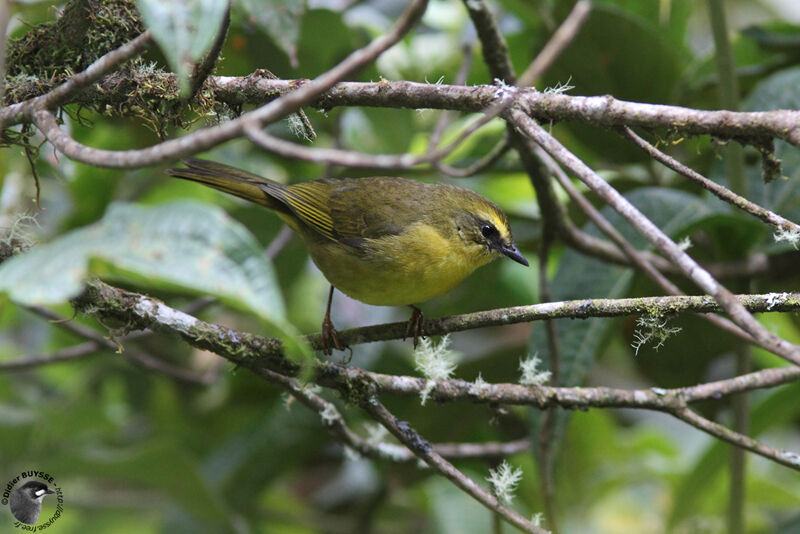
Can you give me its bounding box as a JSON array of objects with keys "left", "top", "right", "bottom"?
[
  {"left": 321, "top": 286, "right": 346, "bottom": 356},
  {"left": 404, "top": 305, "right": 426, "bottom": 348}
]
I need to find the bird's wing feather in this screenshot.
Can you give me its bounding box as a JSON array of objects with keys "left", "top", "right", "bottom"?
[
  {"left": 182, "top": 158, "right": 271, "bottom": 182},
  {"left": 326, "top": 178, "right": 428, "bottom": 242},
  {"left": 268, "top": 178, "right": 429, "bottom": 245},
  {"left": 262, "top": 180, "right": 338, "bottom": 241},
  {"left": 171, "top": 162, "right": 432, "bottom": 246}
]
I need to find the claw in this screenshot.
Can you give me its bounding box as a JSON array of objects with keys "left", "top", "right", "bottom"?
[
  {"left": 321, "top": 313, "right": 346, "bottom": 356},
  {"left": 404, "top": 305, "right": 426, "bottom": 348},
  {"left": 320, "top": 286, "right": 348, "bottom": 356}
]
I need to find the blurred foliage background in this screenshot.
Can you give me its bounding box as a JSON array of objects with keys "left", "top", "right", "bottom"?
[{"left": 2, "top": 0, "right": 800, "bottom": 532}]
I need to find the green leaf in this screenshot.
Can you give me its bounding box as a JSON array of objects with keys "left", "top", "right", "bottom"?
[
  {"left": 543, "top": 4, "right": 684, "bottom": 162},
  {"left": 136, "top": 0, "right": 229, "bottom": 93},
  {"left": 742, "top": 22, "right": 800, "bottom": 51},
  {"left": 0, "top": 201, "right": 285, "bottom": 323},
  {"left": 240, "top": 0, "right": 306, "bottom": 68},
  {"left": 745, "top": 65, "right": 800, "bottom": 112},
  {"left": 742, "top": 66, "right": 800, "bottom": 226},
  {"left": 296, "top": 9, "right": 355, "bottom": 77},
  {"left": 426, "top": 476, "right": 493, "bottom": 534},
  {"left": 545, "top": 4, "right": 683, "bottom": 102}
]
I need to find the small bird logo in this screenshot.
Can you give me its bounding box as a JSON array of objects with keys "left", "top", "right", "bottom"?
[{"left": 9, "top": 481, "right": 55, "bottom": 525}]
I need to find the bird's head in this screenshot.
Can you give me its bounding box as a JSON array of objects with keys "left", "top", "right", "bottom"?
[
  {"left": 17, "top": 481, "right": 54, "bottom": 502},
  {"left": 452, "top": 191, "right": 529, "bottom": 268}
]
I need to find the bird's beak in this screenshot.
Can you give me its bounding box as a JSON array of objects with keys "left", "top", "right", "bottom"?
[{"left": 500, "top": 243, "right": 529, "bottom": 266}]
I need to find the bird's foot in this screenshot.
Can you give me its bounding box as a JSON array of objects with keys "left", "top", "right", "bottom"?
[
  {"left": 404, "top": 305, "right": 426, "bottom": 348},
  {"left": 321, "top": 313, "right": 347, "bottom": 356}
]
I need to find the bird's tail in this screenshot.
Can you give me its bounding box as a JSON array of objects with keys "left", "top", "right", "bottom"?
[{"left": 165, "top": 158, "right": 285, "bottom": 210}]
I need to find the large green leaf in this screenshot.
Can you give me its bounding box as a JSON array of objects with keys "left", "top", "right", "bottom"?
[
  {"left": 240, "top": 0, "right": 306, "bottom": 68},
  {"left": 744, "top": 66, "right": 800, "bottom": 123},
  {"left": 0, "top": 201, "right": 285, "bottom": 323},
  {"left": 136, "top": 0, "right": 229, "bottom": 93},
  {"left": 743, "top": 66, "right": 800, "bottom": 226},
  {"left": 542, "top": 4, "right": 685, "bottom": 163}
]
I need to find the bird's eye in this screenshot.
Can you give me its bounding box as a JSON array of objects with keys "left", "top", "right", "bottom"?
[{"left": 481, "top": 224, "right": 498, "bottom": 239}]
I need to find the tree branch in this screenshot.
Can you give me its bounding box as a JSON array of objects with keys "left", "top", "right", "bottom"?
[
  {"left": 15, "top": 279, "right": 788, "bottom": 472},
  {"left": 621, "top": 126, "right": 800, "bottom": 234},
  {"left": 16, "top": 0, "right": 430, "bottom": 168},
  {"left": 8, "top": 76, "right": 800, "bottom": 150},
  {"left": 259, "top": 365, "right": 531, "bottom": 462},
  {"left": 362, "top": 397, "right": 549, "bottom": 534},
  {"left": 64, "top": 280, "right": 800, "bottom": 406},
  {"left": 2, "top": 31, "right": 152, "bottom": 126},
  {"left": 73, "top": 279, "right": 800, "bottom": 361},
  {"left": 508, "top": 109, "right": 800, "bottom": 365},
  {"left": 539, "top": 147, "right": 753, "bottom": 343}
]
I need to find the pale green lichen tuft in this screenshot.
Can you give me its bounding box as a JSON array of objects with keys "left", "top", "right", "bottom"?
[
  {"left": 414, "top": 335, "right": 459, "bottom": 405},
  {"left": 486, "top": 460, "right": 523, "bottom": 504}
]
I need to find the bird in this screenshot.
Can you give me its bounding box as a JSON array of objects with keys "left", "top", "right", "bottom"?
[
  {"left": 9, "top": 481, "right": 54, "bottom": 525},
  {"left": 166, "top": 158, "right": 529, "bottom": 354}
]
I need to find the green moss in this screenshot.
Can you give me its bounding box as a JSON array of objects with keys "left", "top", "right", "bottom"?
[
  {"left": 6, "top": 0, "right": 144, "bottom": 79},
  {"left": 4, "top": 0, "right": 229, "bottom": 135},
  {"left": 337, "top": 373, "right": 378, "bottom": 407}
]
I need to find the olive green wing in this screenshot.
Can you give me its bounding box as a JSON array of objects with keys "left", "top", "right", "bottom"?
[
  {"left": 323, "top": 177, "right": 430, "bottom": 244},
  {"left": 266, "top": 180, "right": 338, "bottom": 241},
  {"left": 169, "top": 161, "right": 427, "bottom": 246},
  {"left": 280, "top": 178, "right": 426, "bottom": 245}
]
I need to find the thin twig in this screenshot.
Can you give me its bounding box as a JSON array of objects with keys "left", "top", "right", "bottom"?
[
  {"left": 29, "top": 0, "right": 429, "bottom": 168},
  {"left": 363, "top": 398, "right": 549, "bottom": 534},
  {"left": 621, "top": 127, "right": 800, "bottom": 235},
  {"left": 425, "top": 46, "right": 512, "bottom": 178},
  {"left": 3, "top": 31, "right": 152, "bottom": 122},
  {"left": 672, "top": 407, "right": 798, "bottom": 470},
  {"left": 264, "top": 225, "right": 295, "bottom": 259},
  {"left": 0, "top": 341, "right": 102, "bottom": 370},
  {"left": 258, "top": 366, "right": 531, "bottom": 462},
  {"left": 509, "top": 109, "right": 800, "bottom": 365},
  {"left": 539, "top": 147, "right": 753, "bottom": 343},
  {"left": 187, "top": 5, "right": 230, "bottom": 101},
  {"left": 462, "top": 0, "right": 515, "bottom": 82},
  {"left": 556, "top": 214, "right": 788, "bottom": 281},
  {"left": 247, "top": 110, "right": 507, "bottom": 173},
  {"left": 427, "top": 44, "right": 473, "bottom": 149},
  {"left": 0, "top": 0, "right": 10, "bottom": 106},
  {"left": 23, "top": 304, "right": 219, "bottom": 385},
  {"left": 709, "top": 3, "right": 749, "bottom": 522},
  {"left": 537, "top": 226, "right": 560, "bottom": 533},
  {"left": 436, "top": 135, "right": 511, "bottom": 177},
  {"left": 517, "top": 1, "right": 592, "bottom": 87},
  {"left": 729, "top": 343, "right": 750, "bottom": 534}
]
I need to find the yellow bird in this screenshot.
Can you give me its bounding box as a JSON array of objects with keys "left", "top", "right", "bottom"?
[{"left": 166, "top": 159, "right": 528, "bottom": 353}]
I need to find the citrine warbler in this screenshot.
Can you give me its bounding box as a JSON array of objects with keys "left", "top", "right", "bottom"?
[{"left": 166, "top": 159, "right": 528, "bottom": 353}]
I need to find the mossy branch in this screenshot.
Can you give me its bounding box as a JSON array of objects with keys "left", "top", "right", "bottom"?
[{"left": 60, "top": 279, "right": 800, "bottom": 471}]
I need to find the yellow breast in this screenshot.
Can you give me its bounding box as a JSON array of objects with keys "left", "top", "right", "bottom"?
[{"left": 305, "top": 221, "right": 494, "bottom": 306}]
